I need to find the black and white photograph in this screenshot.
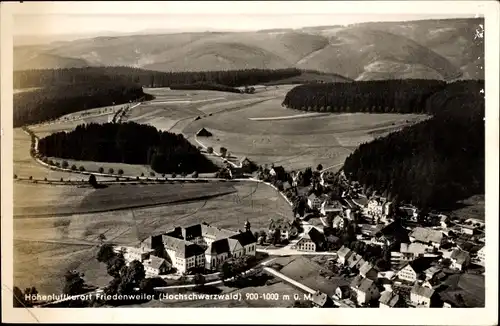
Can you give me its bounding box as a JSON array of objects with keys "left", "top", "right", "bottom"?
[{"left": 1, "top": 1, "right": 498, "bottom": 324}]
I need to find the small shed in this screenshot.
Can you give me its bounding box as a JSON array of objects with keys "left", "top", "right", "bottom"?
[{"left": 196, "top": 128, "right": 212, "bottom": 137}]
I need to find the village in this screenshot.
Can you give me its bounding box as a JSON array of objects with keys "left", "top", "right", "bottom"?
[{"left": 113, "top": 157, "right": 486, "bottom": 309}]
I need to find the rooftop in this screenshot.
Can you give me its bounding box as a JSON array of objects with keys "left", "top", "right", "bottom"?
[
  {"left": 411, "top": 283, "right": 435, "bottom": 298},
  {"left": 410, "top": 227, "right": 443, "bottom": 244},
  {"left": 379, "top": 290, "right": 400, "bottom": 307}
]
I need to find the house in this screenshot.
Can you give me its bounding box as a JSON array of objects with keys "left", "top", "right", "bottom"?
[
  {"left": 268, "top": 218, "right": 299, "bottom": 241},
  {"left": 331, "top": 215, "right": 345, "bottom": 229},
  {"left": 476, "top": 245, "right": 485, "bottom": 266},
  {"left": 334, "top": 285, "right": 351, "bottom": 299},
  {"left": 396, "top": 257, "right": 435, "bottom": 283},
  {"left": 346, "top": 253, "right": 365, "bottom": 270},
  {"left": 205, "top": 238, "right": 231, "bottom": 270},
  {"left": 371, "top": 221, "right": 410, "bottom": 249},
  {"left": 123, "top": 246, "right": 155, "bottom": 263},
  {"left": 449, "top": 249, "right": 471, "bottom": 271},
  {"left": 459, "top": 224, "right": 475, "bottom": 235},
  {"left": 363, "top": 197, "right": 392, "bottom": 222},
  {"left": 399, "top": 206, "right": 419, "bottom": 222},
  {"left": 379, "top": 290, "right": 403, "bottom": 308},
  {"left": 409, "top": 227, "right": 444, "bottom": 249},
  {"left": 291, "top": 170, "right": 302, "bottom": 187},
  {"left": 269, "top": 166, "right": 286, "bottom": 181},
  {"left": 196, "top": 128, "right": 212, "bottom": 137},
  {"left": 438, "top": 273, "right": 485, "bottom": 308},
  {"left": 143, "top": 255, "right": 170, "bottom": 276},
  {"left": 320, "top": 200, "right": 343, "bottom": 216},
  {"left": 359, "top": 261, "right": 378, "bottom": 280},
  {"left": 410, "top": 283, "right": 436, "bottom": 308},
  {"left": 307, "top": 193, "right": 323, "bottom": 210},
  {"left": 439, "top": 215, "right": 450, "bottom": 229},
  {"left": 240, "top": 157, "right": 256, "bottom": 173},
  {"left": 311, "top": 291, "right": 334, "bottom": 308},
  {"left": 162, "top": 235, "right": 206, "bottom": 273},
  {"left": 350, "top": 275, "right": 380, "bottom": 305},
  {"left": 337, "top": 246, "right": 353, "bottom": 265},
  {"left": 294, "top": 226, "right": 326, "bottom": 252},
  {"left": 399, "top": 242, "right": 428, "bottom": 260},
  {"left": 423, "top": 266, "right": 442, "bottom": 281}
]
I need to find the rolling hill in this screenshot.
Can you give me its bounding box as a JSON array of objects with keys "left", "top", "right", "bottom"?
[{"left": 14, "top": 18, "right": 484, "bottom": 81}]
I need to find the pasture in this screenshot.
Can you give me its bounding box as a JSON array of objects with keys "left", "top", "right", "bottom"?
[
  {"left": 183, "top": 97, "right": 427, "bottom": 170},
  {"left": 13, "top": 181, "right": 293, "bottom": 294}
]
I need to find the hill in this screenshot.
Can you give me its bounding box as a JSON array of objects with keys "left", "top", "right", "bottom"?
[{"left": 14, "top": 18, "right": 483, "bottom": 81}]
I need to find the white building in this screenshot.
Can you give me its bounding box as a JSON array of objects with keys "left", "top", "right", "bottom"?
[
  {"left": 449, "top": 249, "right": 471, "bottom": 271},
  {"left": 477, "top": 246, "right": 485, "bottom": 266},
  {"left": 409, "top": 227, "right": 444, "bottom": 249},
  {"left": 350, "top": 275, "right": 380, "bottom": 305},
  {"left": 410, "top": 284, "right": 435, "bottom": 308}
]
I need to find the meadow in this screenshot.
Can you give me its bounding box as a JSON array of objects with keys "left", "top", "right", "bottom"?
[{"left": 13, "top": 181, "right": 292, "bottom": 294}]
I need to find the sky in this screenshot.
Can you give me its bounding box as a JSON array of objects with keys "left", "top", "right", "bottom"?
[{"left": 13, "top": 10, "right": 478, "bottom": 37}]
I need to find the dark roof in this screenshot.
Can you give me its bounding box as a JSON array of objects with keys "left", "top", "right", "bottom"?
[
  {"left": 183, "top": 224, "right": 202, "bottom": 239},
  {"left": 411, "top": 283, "right": 435, "bottom": 298},
  {"left": 229, "top": 230, "right": 256, "bottom": 247},
  {"left": 305, "top": 227, "right": 325, "bottom": 246},
  {"left": 379, "top": 291, "right": 400, "bottom": 307},
  {"left": 162, "top": 235, "right": 205, "bottom": 258},
  {"left": 438, "top": 274, "right": 485, "bottom": 307},
  {"left": 405, "top": 257, "right": 436, "bottom": 274},
  {"left": 334, "top": 284, "right": 351, "bottom": 297},
  {"left": 196, "top": 128, "right": 212, "bottom": 136},
  {"left": 269, "top": 219, "right": 293, "bottom": 231},
  {"left": 146, "top": 255, "right": 168, "bottom": 270},
  {"left": 207, "top": 238, "right": 230, "bottom": 255},
  {"left": 450, "top": 249, "right": 470, "bottom": 264},
  {"left": 271, "top": 166, "right": 285, "bottom": 175}
]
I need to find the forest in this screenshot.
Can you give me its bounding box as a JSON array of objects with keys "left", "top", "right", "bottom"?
[
  {"left": 281, "top": 79, "right": 448, "bottom": 113},
  {"left": 335, "top": 80, "right": 484, "bottom": 210},
  {"left": 14, "top": 81, "right": 152, "bottom": 127},
  {"left": 37, "top": 122, "right": 219, "bottom": 174},
  {"left": 14, "top": 67, "right": 303, "bottom": 89}
]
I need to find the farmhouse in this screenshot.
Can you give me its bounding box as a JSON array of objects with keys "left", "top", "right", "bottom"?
[
  {"left": 346, "top": 252, "right": 365, "bottom": 270},
  {"left": 269, "top": 165, "right": 286, "bottom": 181},
  {"left": 320, "top": 199, "right": 343, "bottom": 216},
  {"left": 409, "top": 227, "right": 444, "bottom": 249},
  {"left": 423, "top": 266, "right": 442, "bottom": 281},
  {"left": 143, "top": 255, "right": 171, "bottom": 276},
  {"left": 359, "top": 261, "right": 378, "bottom": 280},
  {"left": 410, "top": 283, "right": 436, "bottom": 308},
  {"left": 311, "top": 291, "right": 334, "bottom": 308},
  {"left": 196, "top": 128, "right": 212, "bottom": 137},
  {"left": 268, "top": 218, "right": 299, "bottom": 241},
  {"left": 331, "top": 215, "right": 345, "bottom": 229},
  {"left": 307, "top": 193, "right": 323, "bottom": 210},
  {"left": 476, "top": 245, "right": 485, "bottom": 266},
  {"left": 350, "top": 275, "right": 380, "bottom": 306},
  {"left": 449, "top": 249, "right": 471, "bottom": 271},
  {"left": 337, "top": 246, "right": 353, "bottom": 265},
  {"left": 334, "top": 284, "right": 351, "bottom": 299},
  {"left": 294, "top": 226, "right": 326, "bottom": 252},
  {"left": 379, "top": 290, "right": 403, "bottom": 308}
]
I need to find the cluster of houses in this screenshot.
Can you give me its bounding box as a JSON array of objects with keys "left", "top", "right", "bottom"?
[{"left": 120, "top": 221, "right": 257, "bottom": 276}]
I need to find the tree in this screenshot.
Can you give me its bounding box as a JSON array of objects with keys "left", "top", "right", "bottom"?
[
  {"left": 192, "top": 171, "right": 199, "bottom": 178},
  {"left": 98, "top": 233, "right": 107, "bottom": 244},
  {"left": 108, "top": 168, "right": 114, "bottom": 174},
  {"left": 207, "top": 147, "right": 214, "bottom": 154},
  {"left": 88, "top": 174, "right": 98, "bottom": 188},
  {"left": 106, "top": 254, "right": 126, "bottom": 278},
  {"left": 272, "top": 228, "right": 281, "bottom": 245},
  {"left": 118, "top": 260, "right": 146, "bottom": 295},
  {"left": 79, "top": 166, "right": 85, "bottom": 172},
  {"left": 98, "top": 167, "right": 104, "bottom": 173},
  {"left": 62, "top": 160, "right": 69, "bottom": 168},
  {"left": 118, "top": 169, "right": 124, "bottom": 175},
  {"left": 96, "top": 243, "right": 115, "bottom": 263},
  {"left": 13, "top": 286, "right": 25, "bottom": 307},
  {"left": 14, "top": 174, "right": 18, "bottom": 179},
  {"left": 193, "top": 273, "right": 206, "bottom": 290},
  {"left": 71, "top": 164, "right": 77, "bottom": 171},
  {"left": 317, "top": 164, "right": 323, "bottom": 171},
  {"left": 23, "top": 286, "right": 38, "bottom": 306},
  {"left": 220, "top": 147, "right": 228, "bottom": 158},
  {"left": 63, "top": 270, "right": 86, "bottom": 295}
]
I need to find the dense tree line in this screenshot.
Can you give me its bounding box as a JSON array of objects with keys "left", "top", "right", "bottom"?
[
  {"left": 341, "top": 80, "right": 484, "bottom": 210},
  {"left": 14, "top": 81, "right": 152, "bottom": 127},
  {"left": 14, "top": 67, "right": 303, "bottom": 89},
  {"left": 38, "top": 122, "right": 219, "bottom": 174},
  {"left": 282, "top": 79, "right": 447, "bottom": 113}
]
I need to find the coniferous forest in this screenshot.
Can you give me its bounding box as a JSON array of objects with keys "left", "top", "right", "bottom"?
[
  {"left": 14, "top": 81, "right": 152, "bottom": 127},
  {"left": 14, "top": 67, "right": 303, "bottom": 89},
  {"left": 283, "top": 80, "right": 484, "bottom": 209},
  {"left": 37, "top": 122, "right": 219, "bottom": 174}
]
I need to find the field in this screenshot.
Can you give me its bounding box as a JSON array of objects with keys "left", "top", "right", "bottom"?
[
  {"left": 13, "top": 181, "right": 292, "bottom": 294},
  {"left": 184, "top": 91, "right": 426, "bottom": 170}
]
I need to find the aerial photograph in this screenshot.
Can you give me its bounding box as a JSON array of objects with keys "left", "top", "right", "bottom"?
[{"left": 10, "top": 9, "right": 486, "bottom": 310}]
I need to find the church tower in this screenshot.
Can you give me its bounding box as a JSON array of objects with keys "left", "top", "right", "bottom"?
[{"left": 244, "top": 220, "right": 251, "bottom": 232}]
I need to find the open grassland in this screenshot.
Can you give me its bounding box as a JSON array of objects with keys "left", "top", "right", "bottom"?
[
  {"left": 14, "top": 181, "right": 237, "bottom": 217},
  {"left": 14, "top": 182, "right": 292, "bottom": 294},
  {"left": 13, "top": 128, "right": 115, "bottom": 181},
  {"left": 447, "top": 194, "right": 485, "bottom": 222},
  {"left": 184, "top": 97, "right": 426, "bottom": 170}
]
